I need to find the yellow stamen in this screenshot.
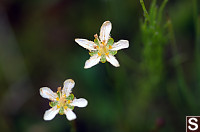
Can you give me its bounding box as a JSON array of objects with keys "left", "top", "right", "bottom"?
[
  {"left": 98, "top": 52, "right": 101, "bottom": 56},
  {"left": 57, "top": 105, "right": 60, "bottom": 108},
  {"left": 63, "top": 94, "right": 66, "bottom": 98},
  {"left": 109, "top": 45, "right": 112, "bottom": 49},
  {"left": 64, "top": 106, "right": 68, "bottom": 109},
  {"left": 105, "top": 52, "right": 109, "bottom": 56},
  {"left": 67, "top": 100, "right": 71, "bottom": 104},
  {"left": 57, "top": 87, "right": 61, "bottom": 91},
  {"left": 56, "top": 97, "right": 59, "bottom": 101}
]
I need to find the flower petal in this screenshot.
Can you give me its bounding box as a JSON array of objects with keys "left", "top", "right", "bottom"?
[
  {"left": 40, "top": 87, "right": 58, "bottom": 101},
  {"left": 75, "top": 39, "right": 97, "bottom": 51},
  {"left": 62, "top": 79, "right": 75, "bottom": 96},
  {"left": 84, "top": 54, "right": 101, "bottom": 69},
  {"left": 106, "top": 55, "right": 120, "bottom": 67},
  {"left": 99, "top": 21, "right": 112, "bottom": 44},
  {"left": 43, "top": 106, "right": 59, "bottom": 121},
  {"left": 111, "top": 40, "right": 129, "bottom": 51},
  {"left": 64, "top": 109, "right": 76, "bottom": 121},
  {"left": 71, "top": 98, "right": 88, "bottom": 107}
]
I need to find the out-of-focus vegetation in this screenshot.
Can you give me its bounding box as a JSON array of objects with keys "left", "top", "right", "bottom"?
[{"left": 0, "top": 0, "right": 199, "bottom": 132}]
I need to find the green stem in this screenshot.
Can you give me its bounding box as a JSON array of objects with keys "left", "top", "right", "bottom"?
[
  {"left": 158, "top": 0, "right": 168, "bottom": 24},
  {"left": 140, "top": 0, "right": 150, "bottom": 22},
  {"left": 193, "top": 0, "right": 198, "bottom": 23},
  {"left": 70, "top": 121, "right": 77, "bottom": 132},
  {"left": 193, "top": 0, "right": 200, "bottom": 88},
  {"left": 167, "top": 19, "right": 196, "bottom": 112},
  {"left": 105, "top": 63, "right": 122, "bottom": 111}
]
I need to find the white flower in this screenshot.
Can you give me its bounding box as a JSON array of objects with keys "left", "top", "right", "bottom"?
[
  {"left": 39, "top": 79, "right": 88, "bottom": 121},
  {"left": 75, "top": 21, "right": 129, "bottom": 69}
]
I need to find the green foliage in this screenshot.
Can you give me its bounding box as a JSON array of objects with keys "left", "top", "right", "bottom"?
[
  {"left": 140, "top": 0, "right": 168, "bottom": 82},
  {"left": 131, "top": 0, "right": 169, "bottom": 127}
]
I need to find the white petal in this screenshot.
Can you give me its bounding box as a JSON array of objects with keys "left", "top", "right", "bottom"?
[
  {"left": 106, "top": 55, "right": 120, "bottom": 67},
  {"left": 111, "top": 40, "right": 129, "bottom": 51},
  {"left": 64, "top": 109, "right": 76, "bottom": 121},
  {"left": 62, "top": 79, "right": 75, "bottom": 96},
  {"left": 40, "top": 87, "right": 58, "bottom": 101},
  {"left": 84, "top": 54, "right": 101, "bottom": 69},
  {"left": 71, "top": 98, "right": 88, "bottom": 107},
  {"left": 99, "top": 21, "right": 112, "bottom": 44},
  {"left": 43, "top": 106, "right": 59, "bottom": 121},
  {"left": 75, "top": 39, "right": 97, "bottom": 51}
]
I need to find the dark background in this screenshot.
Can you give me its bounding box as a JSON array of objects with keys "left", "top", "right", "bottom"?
[{"left": 0, "top": 0, "right": 199, "bottom": 132}]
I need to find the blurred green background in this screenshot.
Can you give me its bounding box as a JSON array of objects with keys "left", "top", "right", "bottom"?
[{"left": 0, "top": 0, "right": 199, "bottom": 131}]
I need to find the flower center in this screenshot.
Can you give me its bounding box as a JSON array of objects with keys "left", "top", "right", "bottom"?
[
  {"left": 48, "top": 87, "right": 74, "bottom": 115},
  {"left": 56, "top": 94, "right": 69, "bottom": 107},
  {"left": 56, "top": 92, "right": 72, "bottom": 108},
  {"left": 94, "top": 34, "right": 112, "bottom": 56},
  {"left": 97, "top": 44, "right": 110, "bottom": 56}
]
